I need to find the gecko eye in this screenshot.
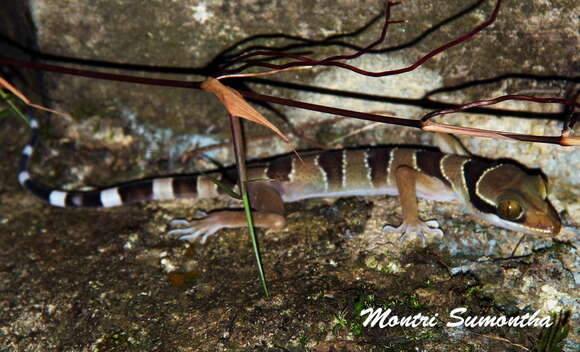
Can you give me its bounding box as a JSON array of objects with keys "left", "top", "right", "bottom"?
[{"left": 497, "top": 199, "right": 524, "bottom": 220}]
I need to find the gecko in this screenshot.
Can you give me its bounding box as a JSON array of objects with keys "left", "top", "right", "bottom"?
[{"left": 18, "top": 114, "right": 561, "bottom": 243}]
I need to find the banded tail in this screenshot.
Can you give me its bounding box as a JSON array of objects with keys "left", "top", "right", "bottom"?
[{"left": 18, "top": 115, "right": 239, "bottom": 208}]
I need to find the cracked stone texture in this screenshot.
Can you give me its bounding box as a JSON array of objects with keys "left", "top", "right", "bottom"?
[{"left": 1, "top": 0, "right": 578, "bottom": 351}]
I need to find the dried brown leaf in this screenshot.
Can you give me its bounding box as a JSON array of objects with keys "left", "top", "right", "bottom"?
[{"left": 201, "top": 77, "right": 289, "bottom": 143}]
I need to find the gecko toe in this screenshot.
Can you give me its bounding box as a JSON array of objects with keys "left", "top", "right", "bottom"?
[
  {"left": 383, "top": 219, "right": 445, "bottom": 245},
  {"left": 166, "top": 214, "right": 226, "bottom": 243},
  {"left": 424, "top": 220, "right": 440, "bottom": 228},
  {"left": 177, "top": 229, "right": 203, "bottom": 242},
  {"left": 167, "top": 227, "right": 195, "bottom": 237},
  {"left": 169, "top": 219, "right": 191, "bottom": 227},
  {"left": 382, "top": 224, "right": 400, "bottom": 232},
  {"left": 200, "top": 227, "right": 221, "bottom": 244},
  {"left": 194, "top": 210, "right": 208, "bottom": 217}
]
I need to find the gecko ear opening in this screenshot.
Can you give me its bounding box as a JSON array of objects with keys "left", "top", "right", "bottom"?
[{"left": 535, "top": 174, "right": 549, "bottom": 199}]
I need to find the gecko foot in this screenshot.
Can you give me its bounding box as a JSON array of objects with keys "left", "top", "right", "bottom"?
[
  {"left": 383, "top": 220, "right": 444, "bottom": 245},
  {"left": 167, "top": 214, "right": 224, "bottom": 243}
]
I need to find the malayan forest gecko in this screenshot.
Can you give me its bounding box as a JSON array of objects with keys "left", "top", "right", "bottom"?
[{"left": 18, "top": 114, "right": 561, "bottom": 243}]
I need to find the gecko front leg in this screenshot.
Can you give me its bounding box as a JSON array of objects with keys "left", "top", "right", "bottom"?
[{"left": 383, "top": 165, "right": 445, "bottom": 245}]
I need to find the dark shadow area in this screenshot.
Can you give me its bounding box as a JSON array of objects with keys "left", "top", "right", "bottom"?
[{"left": 0, "top": 0, "right": 46, "bottom": 105}]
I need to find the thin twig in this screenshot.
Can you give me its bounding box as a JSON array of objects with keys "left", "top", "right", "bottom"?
[
  {"left": 223, "top": 0, "right": 503, "bottom": 78},
  {"left": 217, "top": 66, "right": 312, "bottom": 80},
  {"left": 223, "top": 1, "right": 403, "bottom": 72},
  {"left": 421, "top": 94, "right": 575, "bottom": 122}
]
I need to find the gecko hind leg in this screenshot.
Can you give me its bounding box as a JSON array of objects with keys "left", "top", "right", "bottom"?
[
  {"left": 166, "top": 182, "right": 286, "bottom": 243},
  {"left": 167, "top": 210, "right": 286, "bottom": 243}
]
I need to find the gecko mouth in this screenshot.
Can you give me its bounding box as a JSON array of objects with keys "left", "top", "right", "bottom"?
[
  {"left": 512, "top": 221, "right": 560, "bottom": 236},
  {"left": 486, "top": 214, "right": 560, "bottom": 236}
]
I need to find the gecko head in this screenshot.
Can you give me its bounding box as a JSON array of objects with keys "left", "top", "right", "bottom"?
[
  {"left": 493, "top": 185, "right": 561, "bottom": 236},
  {"left": 475, "top": 164, "right": 561, "bottom": 236}
]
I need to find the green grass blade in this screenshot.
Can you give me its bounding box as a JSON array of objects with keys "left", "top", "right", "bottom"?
[
  {"left": 241, "top": 189, "right": 269, "bottom": 297},
  {"left": 227, "top": 113, "right": 269, "bottom": 297},
  {"left": 203, "top": 174, "right": 241, "bottom": 199}
]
